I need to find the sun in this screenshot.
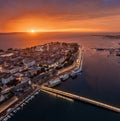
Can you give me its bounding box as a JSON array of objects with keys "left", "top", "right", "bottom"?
[
  {"left": 31, "top": 29, "right": 35, "bottom": 33},
  {"left": 27, "top": 29, "right": 37, "bottom": 35}
]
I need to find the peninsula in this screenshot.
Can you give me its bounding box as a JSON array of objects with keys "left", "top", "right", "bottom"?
[{"left": 0, "top": 42, "right": 82, "bottom": 121}]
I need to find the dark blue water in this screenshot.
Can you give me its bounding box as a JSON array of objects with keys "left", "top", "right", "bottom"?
[{"left": 0, "top": 33, "right": 120, "bottom": 121}]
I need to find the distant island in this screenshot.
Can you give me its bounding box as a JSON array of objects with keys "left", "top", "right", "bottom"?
[
  {"left": 92, "top": 47, "right": 120, "bottom": 57},
  {"left": 93, "top": 34, "right": 120, "bottom": 39},
  {"left": 92, "top": 35, "right": 120, "bottom": 57}
]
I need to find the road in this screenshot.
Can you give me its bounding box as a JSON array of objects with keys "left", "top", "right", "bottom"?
[{"left": 57, "top": 46, "right": 83, "bottom": 75}]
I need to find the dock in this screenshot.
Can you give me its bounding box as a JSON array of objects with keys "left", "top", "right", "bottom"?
[{"left": 40, "top": 85, "right": 120, "bottom": 113}]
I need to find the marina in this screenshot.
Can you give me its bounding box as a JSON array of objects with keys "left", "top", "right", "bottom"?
[
  {"left": 0, "top": 33, "right": 120, "bottom": 121},
  {"left": 1, "top": 46, "right": 83, "bottom": 121},
  {"left": 1, "top": 90, "right": 40, "bottom": 121}
]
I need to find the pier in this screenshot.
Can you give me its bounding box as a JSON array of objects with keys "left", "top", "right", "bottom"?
[{"left": 40, "top": 85, "right": 120, "bottom": 113}]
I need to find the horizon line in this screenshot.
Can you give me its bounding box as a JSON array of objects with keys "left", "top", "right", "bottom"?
[{"left": 0, "top": 31, "right": 120, "bottom": 34}]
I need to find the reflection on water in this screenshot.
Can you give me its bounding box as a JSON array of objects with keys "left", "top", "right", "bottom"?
[
  {"left": 0, "top": 32, "right": 120, "bottom": 121},
  {"left": 0, "top": 32, "right": 120, "bottom": 50}
]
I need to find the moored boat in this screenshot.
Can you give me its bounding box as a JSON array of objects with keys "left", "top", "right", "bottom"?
[
  {"left": 60, "top": 74, "right": 69, "bottom": 81},
  {"left": 48, "top": 78, "right": 61, "bottom": 87},
  {"left": 73, "top": 67, "right": 82, "bottom": 74},
  {"left": 69, "top": 71, "right": 77, "bottom": 79}
]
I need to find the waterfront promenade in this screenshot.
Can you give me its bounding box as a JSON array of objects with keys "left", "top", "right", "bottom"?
[
  {"left": 0, "top": 43, "right": 81, "bottom": 121},
  {"left": 57, "top": 46, "right": 83, "bottom": 75},
  {"left": 40, "top": 85, "right": 120, "bottom": 113}
]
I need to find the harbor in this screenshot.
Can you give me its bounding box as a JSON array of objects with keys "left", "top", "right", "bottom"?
[
  {"left": 44, "top": 45, "right": 83, "bottom": 88},
  {"left": 2, "top": 43, "right": 116, "bottom": 121},
  {"left": 0, "top": 43, "right": 83, "bottom": 121},
  {"left": 0, "top": 33, "right": 120, "bottom": 121},
  {"left": 0, "top": 89, "right": 40, "bottom": 121}
]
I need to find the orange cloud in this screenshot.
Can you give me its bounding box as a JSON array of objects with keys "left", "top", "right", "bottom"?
[{"left": 1, "top": 13, "right": 120, "bottom": 33}]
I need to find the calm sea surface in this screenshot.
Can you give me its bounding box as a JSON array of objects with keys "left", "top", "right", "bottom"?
[{"left": 0, "top": 32, "right": 120, "bottom": 121}]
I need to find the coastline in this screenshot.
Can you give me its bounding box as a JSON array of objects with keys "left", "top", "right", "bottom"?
[
  {"left": 57, "top": 45, "right": 83, "bottom": 75},
  {"left": 0, "top": 43, "right": 83, "bottom": 121},
  {"left": 0, "top": 88, "right": 40, "bottom": 121}
]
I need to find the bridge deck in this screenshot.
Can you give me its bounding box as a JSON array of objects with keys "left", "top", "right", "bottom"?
[{"left": 40, "top": 86, "right": 120, "bottom": 113}]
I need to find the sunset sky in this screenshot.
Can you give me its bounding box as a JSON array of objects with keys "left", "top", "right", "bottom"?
[{"left": 0, "top": 0, "right": 120, "bottom": 33}]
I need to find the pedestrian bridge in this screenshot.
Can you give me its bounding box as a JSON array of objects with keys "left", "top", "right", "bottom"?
[{"left": 40, "top": 85, "right": 120, "bottom": 113}]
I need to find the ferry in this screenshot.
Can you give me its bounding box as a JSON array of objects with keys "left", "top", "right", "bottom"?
[
  {"left": 69, "top": 71, "right": 77, "bottom": 79},
  {"left": 48, "top": 78, "right": 61, "bottom": 87},
  {"left": 60, "top": 74, "right": 69, "bottom": 81}
]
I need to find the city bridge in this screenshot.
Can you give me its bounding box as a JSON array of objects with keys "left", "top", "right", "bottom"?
[{"left": 40, "top": 85, "right": 120, "bottom": 113}]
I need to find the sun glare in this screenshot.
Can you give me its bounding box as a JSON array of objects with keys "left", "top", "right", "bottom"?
[{"left": 31, "top": 29, "right": 35, "bottom": 33}]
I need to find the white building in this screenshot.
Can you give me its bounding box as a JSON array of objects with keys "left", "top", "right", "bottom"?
[
  {"left": 23, "top": 60, "right": 36, "bottom": 68},
  {"left": 0, "top": 53, "right": 14, "bottom": 57},
  {"left": 35, "top": 45, "right": 44, "bottom": 52},
  {"left": 2, "top": 75, "right": 14, "bottom": 84}
]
